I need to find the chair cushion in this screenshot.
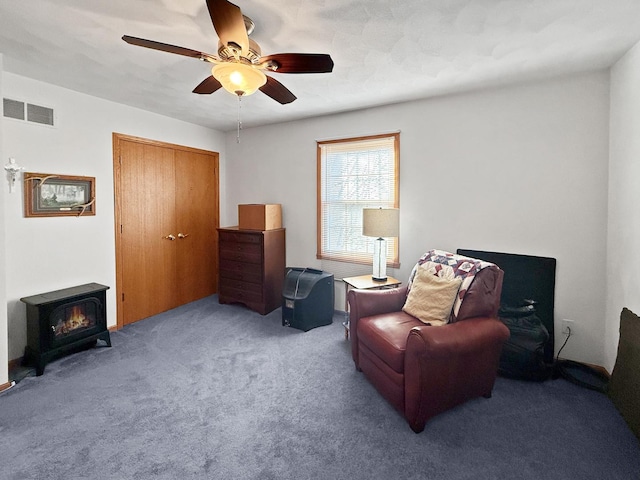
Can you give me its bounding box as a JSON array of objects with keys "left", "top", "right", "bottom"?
[
  {"left": 402, "top": 266, "right": 462, "bottom": 326},
  {"left": 358, "top": 312, "right": 422, "bottom": 374}
]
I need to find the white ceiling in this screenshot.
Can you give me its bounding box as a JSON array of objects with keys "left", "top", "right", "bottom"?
[{"left": 1, "top": 0, "right": 640, "bottom": 132}]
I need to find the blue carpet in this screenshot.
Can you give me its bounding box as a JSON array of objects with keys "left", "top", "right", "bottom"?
[{"left": 1, "top": 295, "right": 639, "bottom": 479}]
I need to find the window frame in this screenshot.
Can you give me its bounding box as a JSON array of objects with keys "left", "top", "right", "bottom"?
[{"left": 316, "top": 132, "right": 400, "bottom": 268}]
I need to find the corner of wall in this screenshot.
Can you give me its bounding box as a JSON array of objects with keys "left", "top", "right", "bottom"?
[
  {"left": 605, "top": 39, "right": 640, "bottom": 372},
  {"left": 0, "top": 53, "right": 10, "bottom": 387}
]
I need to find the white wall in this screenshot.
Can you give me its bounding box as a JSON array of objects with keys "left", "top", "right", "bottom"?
[
  {"left": 224, "top": 72, "right": 610, "bottom": 366},
  {"left": 1, "top": 68, "right": 615, "bottom": 368},
  {"left": 2, "top": 72, "right": 226, "bottom": 361},
  {"left": 0, "top": 55, "right": 8, "bottom": 387},
  {"left": 606, "top": 41, "right": 640, "bottom": 372}
]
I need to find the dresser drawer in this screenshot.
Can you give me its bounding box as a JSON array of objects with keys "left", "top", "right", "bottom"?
[
  {"left": 219, "top": 285, "right": 263, "bottom": 303},
  {"left": 219, "top": 271, "right": 262, "bottom": 284},
  {"left": 220, "top": 278, "right": 263, "bottom": 294},
  {"left": 219, "top": 231, "right": 263, "bottom": 245},
  {"left": 219, "top": 259, "right": 263, "bottom": 282},
  {"left": 219, "top": 241, "right": 263, "bottom": 264}
]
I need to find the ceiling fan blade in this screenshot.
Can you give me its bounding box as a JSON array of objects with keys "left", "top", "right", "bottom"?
[
  {"left": 206, "top": 0, "right": 249, "bottom": 56},
  {"left": 261, "top": 53, "right": 334, "bottom": 74},
  {"left": 259, "top": 76, "right": 297, "bottom": 104},
  {"left": 122, "top": 35, "right": 215, "bottom": 61},
  {"left": 193, "top": 76, "right": 223, "bottom": 94}
]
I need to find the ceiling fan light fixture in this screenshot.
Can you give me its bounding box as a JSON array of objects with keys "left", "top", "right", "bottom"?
[
  {"left": 123, "top": 0, "right": 333, "bottom": 105},
  {"left": 211, "top": 63, "right": 266, "bottom": 97}
]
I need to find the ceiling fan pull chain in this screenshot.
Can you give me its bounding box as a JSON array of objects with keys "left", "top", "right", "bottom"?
[{"left": 236, "top": 94, "right": 243, "bottom": 143}]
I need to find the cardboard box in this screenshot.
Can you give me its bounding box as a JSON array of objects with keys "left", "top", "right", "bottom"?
[{"left": 238, "top": 204, "right": 282, "bottom": 231}]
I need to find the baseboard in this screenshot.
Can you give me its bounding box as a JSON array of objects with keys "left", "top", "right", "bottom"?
[
  {"left": 586, "top": 363, "right": 611, "bottom": 378},
  {"left": 0, "top": 380, "right": 13, "bottom": 393},
  {"left": 557, "top": 358, "right": 610, "bottom": 378}
]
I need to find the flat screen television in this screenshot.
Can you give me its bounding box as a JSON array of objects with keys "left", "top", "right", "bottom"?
[{"left": 457, "top": 249, "right": 556, "bottom": 364}]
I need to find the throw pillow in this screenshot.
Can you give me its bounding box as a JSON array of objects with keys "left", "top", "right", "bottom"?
[{"left": 402, "top": 266, "right": 462, "bottom": 326}]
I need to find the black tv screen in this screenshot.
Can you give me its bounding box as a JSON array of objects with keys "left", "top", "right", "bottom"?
[{"left": 457, "top": 249, "right": 556, "bottom": 363}]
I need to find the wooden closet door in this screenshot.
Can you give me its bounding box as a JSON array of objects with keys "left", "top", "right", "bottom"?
[
  {"left": 174, "top": 149, "right": 218, "bottom": 305},
  {"left": 118, "top": 140, "right": 177, "bottom": 325},
  {"left": 115, "top": 134, "right": 219, "bottom": 327}
]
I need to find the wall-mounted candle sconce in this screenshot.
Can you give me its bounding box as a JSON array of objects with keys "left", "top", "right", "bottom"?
[{"left": 4, "top": 158, "right": 25, "bottom": 193}]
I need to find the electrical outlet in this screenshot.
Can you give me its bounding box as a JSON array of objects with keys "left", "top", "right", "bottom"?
[{"left": 561, "top": 319, "right": 575, "bottom": 336}]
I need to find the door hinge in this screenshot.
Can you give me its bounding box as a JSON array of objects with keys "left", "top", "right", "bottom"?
[
  {"left": 120, "top": 224, "right": 123, "bottom": 234},
  {"left": 121, "top": 293, "right": 125, "bottom": 302}
]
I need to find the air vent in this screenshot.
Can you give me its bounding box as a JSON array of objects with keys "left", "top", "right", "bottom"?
[
  {"left": 3, "top": 98, "right": 55, "bottom": 126},
  {"left": 27, "top": 103, "right": 54, "bottom": 126},
  {"left": 3, "top": 98, "right": 25, "bottom": 120}
]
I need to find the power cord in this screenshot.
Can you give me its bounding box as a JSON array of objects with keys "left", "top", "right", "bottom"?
[
  {"left": 554, "top": 326, "right": 608, "bottom": 392},
  {"left": 549, "top": 326, "right": 572, "bottom": 380},
  {"left": 556, "top": 326, "right": 571, "bottom": 362}
]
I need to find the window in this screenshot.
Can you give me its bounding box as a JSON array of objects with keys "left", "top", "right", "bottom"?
[{"left": 317, "top": 132, "right": 400, "bottom": 269}]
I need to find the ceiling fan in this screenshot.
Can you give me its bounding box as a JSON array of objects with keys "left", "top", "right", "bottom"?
[{"left": 122, "top": 0, "right": 334, "bottom": 105}]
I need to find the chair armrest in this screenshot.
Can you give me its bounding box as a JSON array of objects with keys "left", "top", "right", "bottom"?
[
  {"left": 404, "top": 317, "right": 510, "bottom": 432},
  {"left": 406, "top": 317, "right": 509, "bottom": 359},
  {"left": 347, "top": 285, "right": 408, "bottom": 319},
  {"left": 347, "top": 285, "right": 408, "bottom": 365}
]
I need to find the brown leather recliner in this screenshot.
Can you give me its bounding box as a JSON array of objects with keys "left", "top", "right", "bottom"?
[{"left": 348, "top": 256, "right": 509, "bottom": 433}]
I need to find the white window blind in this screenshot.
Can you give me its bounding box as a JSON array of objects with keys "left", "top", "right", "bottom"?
[{"left": 317, "top": 133, "right": 400, "bottom": 269}]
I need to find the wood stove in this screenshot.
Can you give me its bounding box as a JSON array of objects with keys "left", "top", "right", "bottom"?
[{"left": 21, "top": 283, "right": 111, "bottom": 375}]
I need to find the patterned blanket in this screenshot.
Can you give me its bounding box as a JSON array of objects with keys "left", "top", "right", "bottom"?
[{"left": 408, "top": 249, "right": 495, "bottom": 321}]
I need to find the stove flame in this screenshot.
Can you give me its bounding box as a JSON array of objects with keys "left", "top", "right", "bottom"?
[{"left": 54, "top": 305, "right": 92, "bottom": 335}]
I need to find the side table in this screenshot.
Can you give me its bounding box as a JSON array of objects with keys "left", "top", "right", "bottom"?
[{"left": 342, "top": 274, "right": 402, "bottom": 339}]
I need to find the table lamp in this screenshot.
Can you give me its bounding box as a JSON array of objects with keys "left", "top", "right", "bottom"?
[{"left": 363, "top": 207, "right": 399, "bottom": 281}]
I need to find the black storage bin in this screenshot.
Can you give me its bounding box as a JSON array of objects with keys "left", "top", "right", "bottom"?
[{"left": 282, "top": 268, "right": 334, "bottom": 331}]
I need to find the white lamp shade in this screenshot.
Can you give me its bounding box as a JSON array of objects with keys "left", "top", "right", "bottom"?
[
  {"left": 362, "top": 207, "right": 399, "bottom": 281},
  {"left": 211, "top": 63, "right": 267, "bottom": 96},
  {"left": 362, "top": 208, "right": 399, "bottom": 238}
]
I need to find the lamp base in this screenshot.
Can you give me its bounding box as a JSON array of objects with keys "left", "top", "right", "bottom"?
[{"left": 372, "top": 237, "right": 387, "bottom": 282}]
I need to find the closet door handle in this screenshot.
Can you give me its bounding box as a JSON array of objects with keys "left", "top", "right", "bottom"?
[
  {"left": 178, "top": 233, "right": 189, "bottom": 239},
  {"left": 164, "top": 234, "right": 176, "bottom": 241}
]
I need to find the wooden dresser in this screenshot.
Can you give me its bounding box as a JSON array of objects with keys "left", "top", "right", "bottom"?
[{"left": 217, "top": 227, "right": 286, "bottom": 315}]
